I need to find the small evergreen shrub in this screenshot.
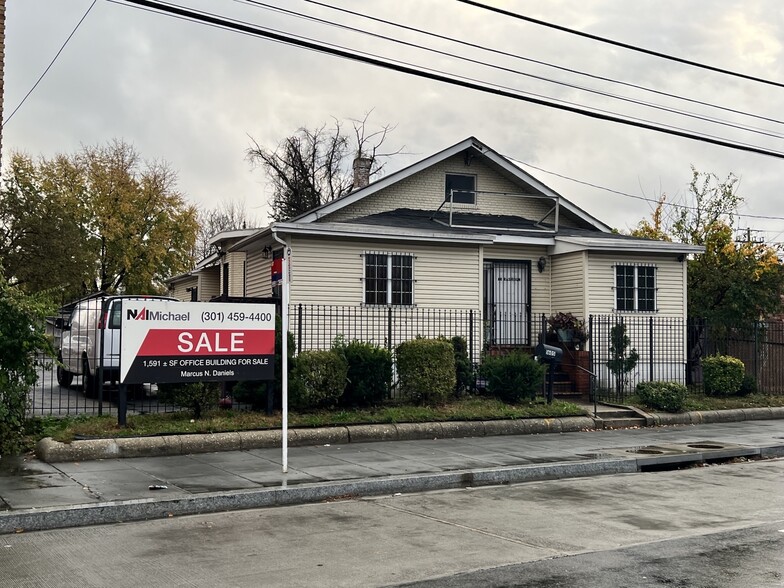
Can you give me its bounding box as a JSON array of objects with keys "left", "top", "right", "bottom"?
[
  {"left": 702, "top": 354, "right": 745, "bottom": 397},
  {"left": 334, "top": 339, "right": 392, "bottom": 407},
  {"left": 635, "top": 381, "right": 688, "bottom": 412},
  {"left": 396, "top": 338, "right": 456, "bottom": 405},
  {"left": 157, "top": 382, "right": 221, "bottom": 419},
  {"left": 290, "top": 349, "right": 348, "bottom": 410},
  {"left": 738, "top": 374, "right": 757, "bottom": 397},
  {"left": 451, "top": 336, "right": 474, "bottom": 395},
  {"left": 480, "top": 351, "right": 546, "bottom": 404}
]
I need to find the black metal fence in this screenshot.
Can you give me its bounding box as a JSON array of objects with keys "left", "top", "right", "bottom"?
[
  {"left": 589, "top": 315, "right": 784, "bottom": 402},
  {"left": 291, "top": 304, "right": 479, "bottom": 363},
  {"left": 27, "top": 304, "right": 784, "bottom": 416}
]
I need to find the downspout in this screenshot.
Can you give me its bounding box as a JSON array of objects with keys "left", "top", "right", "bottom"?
[{"left": 272, "top": 228, "right": 290, "bottom": 473}]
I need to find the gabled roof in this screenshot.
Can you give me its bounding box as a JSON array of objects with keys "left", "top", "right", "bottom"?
[{"left": 294, "top": 137, "right": 611, "bottom": 232}]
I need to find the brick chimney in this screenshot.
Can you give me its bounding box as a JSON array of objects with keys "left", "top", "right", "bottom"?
[{"left": 352, "top": 156, "right": 372, "bottom": 190}]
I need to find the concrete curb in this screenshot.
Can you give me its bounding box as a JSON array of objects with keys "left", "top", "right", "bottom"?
[
  {"left": 0, "top": 458, "right": 639, "bottom": 534},
  {"left": 34, "top": 407, "right": 784, "bottom": 463},
  {"left": 35, "top": 416, "right": 602, "bottom": 463}
]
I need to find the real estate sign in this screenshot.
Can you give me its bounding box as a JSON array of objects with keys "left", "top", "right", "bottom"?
[{"left": 120, "top": 300, "right": 275, "bottom": 384}]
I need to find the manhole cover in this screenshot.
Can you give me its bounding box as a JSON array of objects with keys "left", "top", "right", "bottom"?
[
  {"left": 686, "top": 443, "right": 725, "bottom": 449},
  {"left": 627, "top": 448, "right": 665, "bottom": 455}
]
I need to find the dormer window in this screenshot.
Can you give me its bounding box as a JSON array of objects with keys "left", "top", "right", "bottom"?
[{"left": 445, "top": 174, "right": 476, "bottom": 205}]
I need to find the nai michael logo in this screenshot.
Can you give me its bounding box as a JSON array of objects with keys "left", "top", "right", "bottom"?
[{"left": 127, "top": 308, "right": 190, "bottom": 321}]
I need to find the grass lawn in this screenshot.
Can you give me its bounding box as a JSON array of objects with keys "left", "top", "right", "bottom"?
[
  {"left": 27, "top": 396, "right": 587, "bottom": 445},
  {"left": 624, "top": 392, "right": 784, "bottom": 414},
  {"left": 25, "top": 392, "right": 784, "bottom": 449}
]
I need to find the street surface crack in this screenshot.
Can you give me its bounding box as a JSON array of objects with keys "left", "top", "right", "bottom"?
[{"left": 372, "top": 500, "right": 563, "bottom": 555}]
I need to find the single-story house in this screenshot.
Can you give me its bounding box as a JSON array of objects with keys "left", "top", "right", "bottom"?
[{"left": 169, "top": 137, "right": 703, "bottom": 391}]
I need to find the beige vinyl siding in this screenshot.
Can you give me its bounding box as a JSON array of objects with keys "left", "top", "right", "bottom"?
[
  {"left": 169, "top": 276, "right": 197, "bottom": 301},
  {"left": 550, "top": 251, "right": 587, "bottom": 319},
  {"left": 324, "top": 155, "right": 582, "bottom": 228},
  {"left": 586, "top": 253, "right": 686, "bottom": 318},
  {"left": 199, "top": 268, "right": 221, "bottom": 301},
  {"left": 223, "top": 252, "right": 246, "bottom": 297},
  {"left": 245, "top": 251, "right": 272, "bottom": 297},
  {"left": 483, "top": 244, "right": 551, "bottom": 319},
  {"left": 289, "top": 235, "right": 481, "bottom": 309}
]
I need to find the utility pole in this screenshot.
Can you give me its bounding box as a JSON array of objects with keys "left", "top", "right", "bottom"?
[{"left": 735, "top": 227, "right": 764, "bottom": 244}]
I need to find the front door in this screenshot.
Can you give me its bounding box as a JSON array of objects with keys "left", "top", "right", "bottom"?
[{"left": 483, "top": 260, "right": 531, "bottom": 346}]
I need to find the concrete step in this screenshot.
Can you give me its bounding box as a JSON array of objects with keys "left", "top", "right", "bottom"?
[{"left": 601, "top": 416, "right": 647, "bottom": 429}]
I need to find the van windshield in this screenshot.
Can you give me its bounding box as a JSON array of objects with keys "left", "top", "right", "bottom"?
[{"left": 109, "top": 301, "right": 122, "bottom": 329}]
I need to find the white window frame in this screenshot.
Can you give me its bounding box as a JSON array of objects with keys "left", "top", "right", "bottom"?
[
  {"left": 614, "top": 264, "right": 657, "bottom": 312},
  {"left": 362, "top": 251, "right": 415, "bottom": 306}
]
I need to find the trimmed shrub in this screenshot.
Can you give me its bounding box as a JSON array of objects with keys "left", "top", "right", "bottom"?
[
  {"left": 158, "top": 382, "right": 220, "bottom": 419},
  {"left": 334, "top": 339, "right": 392, "bottom": 407},
  {"left": 480, "top": 351, "right": 546, "bottom": 404},
  {"left": 396, "top": 338, "right": 456, "bottom": 405},
  {"left": 702, "top": 354, "right": 744, "bottom": 397},
  {"left": 290, "top": 349, "right": 348, "bottom": 410},
  {"left": 635, "top": 381, "right": 688, "bottom": 412},
  {"left": 451, "top": 336, "right": 474, "bottom": 395}
]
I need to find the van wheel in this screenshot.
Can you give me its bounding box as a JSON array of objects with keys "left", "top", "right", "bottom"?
[
  {"left": 56, "top": 355, "right": 74, "bottom": 387},
  {"left": 83, "top": 358, "right": 98, "bottom": 398}
]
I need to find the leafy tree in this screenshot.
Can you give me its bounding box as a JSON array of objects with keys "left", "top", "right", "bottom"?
[
  {"left": 247, "top": 114, "right": 400, "bottom": 221},
  {"left": 630, "top": 167, "right": 784, "bottom": 324},
  {"left": 0, "top": 153, "right": 94, "bottom": 299},
  {"left": 0, "top": 268, "right": 55, "bottom": 455},
  {"left": 0, "top": 141, "right": 199, "bottom": 297}
]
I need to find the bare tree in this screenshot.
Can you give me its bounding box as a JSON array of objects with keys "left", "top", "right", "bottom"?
[
  {"left": 247, "top": 113, "right": 402, "bottom": 222},
  {"left": 195, "top": 199, "right": 259, "bottom": 261}
]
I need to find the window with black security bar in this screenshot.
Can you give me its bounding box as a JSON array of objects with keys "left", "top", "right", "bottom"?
[
  {"left": 615, "top": 264, "right": 656, "bottom": 312},
  {"left": 484, "top": 260, "right": 530, "bottom": 346},
  {"left": 364, "top": 252, "right": 413, "bottom": 306}
]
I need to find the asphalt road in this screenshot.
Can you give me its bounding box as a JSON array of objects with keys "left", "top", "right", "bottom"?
[{"left": 4, "top": 457, "right": 784, "bottom": 587}]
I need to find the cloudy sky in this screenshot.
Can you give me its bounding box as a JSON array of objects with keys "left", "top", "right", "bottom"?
[{"left": 5, "top": 0, "right": 784, "bottom": 242}]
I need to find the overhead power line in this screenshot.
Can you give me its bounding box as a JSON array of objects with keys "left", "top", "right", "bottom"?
[
  {"left": 119, "top": 0, "right": 784, "bottom": 161},
  {"left": 457, "top": 0, "right": 784, "bottom": 89},
  {"left": 505, "top": 155, "right": 784, "bottom": 222},
  {"left": 297, "top": 0, "right": 784, "bottom": 128},
  {"left": 236, "top": 0, "right": 784, "bottom": 141},
  {"left": 3, "top": 0, "right": 97, "bottom": 127}
]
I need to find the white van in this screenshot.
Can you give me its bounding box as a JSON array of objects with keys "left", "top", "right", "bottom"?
[{"left": 57, "top": 295, "right": 177, "bottom": 396}]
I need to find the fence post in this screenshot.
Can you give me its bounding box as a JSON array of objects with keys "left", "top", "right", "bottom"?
[
  {"left": 297, "top": 303, "right": 302, "bottom": 354},
  {"left": 387, "top": 306, "right": 393, "bottom": 353},
  {"left": 754, "top": 320, "right": 759, "bottom": 386},
  {"left": 649, "top": 316, "right": 654, "bottom": 382},
  {"left": 469, "top": 309, "right": 474, "bottom": 365}
]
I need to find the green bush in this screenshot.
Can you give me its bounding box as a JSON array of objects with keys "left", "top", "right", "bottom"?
[
  {"left": 290, "top": 349, "right": 348, "bottom": 410},
  {"left": 480, "top": 351, "right": 545, "bottom": 403},
  {"left": 396, "top": 338, "right": 456, "bottom": 405},
  {"left": 738, "top": 374, "right": 757, "bottom": 396},
  {"left": 333, "top": 339, "right": 392, "bottom": 407},
  {"left": 702, "top": 354, "right": 745, "bottom": 397},
  {"left": 157, "top": 382, "right": 221, "bottom": 419},
  {"left": 635, "top": 381, "right": 688, "bottom": 412},
  {"left": 451, "top": 336, "right": 474, "bottom": 395},
  {"left": 0, "top": 271, "right": 55, "bottom": 456}
]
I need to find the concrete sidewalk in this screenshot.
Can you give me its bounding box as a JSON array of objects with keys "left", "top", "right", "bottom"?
[{"left": 2, "top": 418, "right": 784, "bottom": 534}]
